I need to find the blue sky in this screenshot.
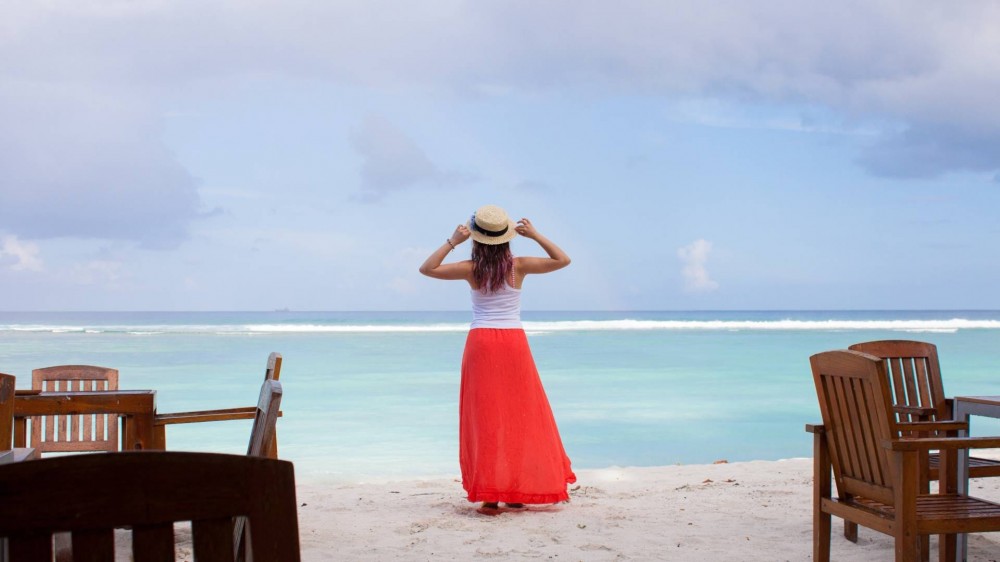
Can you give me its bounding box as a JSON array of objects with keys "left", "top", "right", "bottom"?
[{"left": 2, "top": 1, "right": 999, "bottom": 311}]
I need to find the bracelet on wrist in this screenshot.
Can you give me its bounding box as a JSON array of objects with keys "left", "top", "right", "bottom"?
[{"left": 446, "top": 238, "right": 457, "bottom": 252}]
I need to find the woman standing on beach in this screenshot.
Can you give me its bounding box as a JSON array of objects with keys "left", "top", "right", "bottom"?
[{"left": 419, "top": 205, "right": 576, "bottom": 512}]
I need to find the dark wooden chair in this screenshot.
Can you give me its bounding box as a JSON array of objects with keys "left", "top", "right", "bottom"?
[
  {"left": 0, "top": 373, "right": 14, "bottom": 452},
  {"left": 0, "top": 451, "right": 300, "bottom": 561},
  {"left": 807, "top": 349, "right": 1000, "bottom": 562},
  {"left": 30, "top": 365, "right": 120, "bottom": 456},
  {"left": 848, "top": 340, "right": 1000, "bottom": 480},
  {"left": 154, "top": 352, "right": 283, "bottom": 458}
]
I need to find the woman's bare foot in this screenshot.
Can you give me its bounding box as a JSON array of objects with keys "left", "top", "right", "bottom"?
[{"left": 476, "top": 501, "right": 500, "bottom": 515}]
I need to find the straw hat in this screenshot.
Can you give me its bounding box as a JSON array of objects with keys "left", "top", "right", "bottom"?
[{"left": 468, "top": 205, "right": 518, "bottom": 245}]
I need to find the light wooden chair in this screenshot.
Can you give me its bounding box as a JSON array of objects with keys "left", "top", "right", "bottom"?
[
  {"left": 0, "top": 451, "right": 301, "bottom": 561},
  {"left": 848, "top": 340, "right": 1000, "bottom": 480},
  {"left": 0, "top": 373, "right": 14, "bottom": 452},
  {"left": 234, "top": 378, "right": 283, "bottom": 561},
  {"left": 807, "top": 349, "right": 1000, "bottom": 562},
  {"left": 154, "top": 352, "right": 283, "bottom": 457},
  {"left": 29, "top": 365, "right": 120, "bottom": 456}
]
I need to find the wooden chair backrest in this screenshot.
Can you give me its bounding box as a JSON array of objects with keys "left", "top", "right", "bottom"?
[
  {"left": 0, "top": 373, "right": 14, "bottom": 452},
  {"left": 265, "top": 352, "right": 282, "bottom": 382},
  {"left": 810, "top": 349, "right": 900, "bottom": 505},
  {"left": 30, "top": 365, "right": 120, "bottom": 454},
  {"left": 233, "top": 379, "right": 283, "bottom": 560},
  {"left": 0, "top": 451, "right": 301, "bottom": 561},
  {"left": 848, "top": 340, "right": 947, "bottom": 422},
  {"left": 247, "top": 379, "right": 282, "bottom": 458}
]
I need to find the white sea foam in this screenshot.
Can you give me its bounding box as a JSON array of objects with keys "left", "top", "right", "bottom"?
[
  {"left": 522, "top": 318, "right": 998, "bottom": 333},
  {"left": 242, "top": 323, "right": 467, "bottom": 333},
  {"left": 1, "top": 318, "right": 998, "bottom": 334}
]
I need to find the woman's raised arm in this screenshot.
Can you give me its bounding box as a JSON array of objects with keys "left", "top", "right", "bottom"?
[
  {"left": 514, "top": 218, "right": 571, "bottom": 275},
  {"left": 419, "top": 224, "right": 474, "bottom": 281}
]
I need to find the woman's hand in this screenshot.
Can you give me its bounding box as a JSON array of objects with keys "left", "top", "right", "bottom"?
[
  {"left": 515, "top": 218, "right": 538, "bottom": 240},
  {"left": 450, "top": 224, "right": 471, "bottom": 245}
]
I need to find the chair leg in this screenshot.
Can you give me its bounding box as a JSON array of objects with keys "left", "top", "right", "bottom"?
[
  {"left": 844, "top": 520, "right": 858, "bottom": 543},
  {"left": 939, "top": 533, "right": 956, "bottom": 562},
  {"left": 895, "top": 531, "right": 920, "bottom": 562},
  {"left": 815, "top": 511, "right": 831, "bottom": 562},
  {"left": 813, "top": 430, "right": 832, "bottom": 562},
  {"left": 893, "top": 450, "right": 922, "bottom": 562}
]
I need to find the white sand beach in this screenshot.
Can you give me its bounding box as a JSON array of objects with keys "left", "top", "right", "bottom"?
[{"left": 294, "top": 458, "right": 1000, "bottom": 561}]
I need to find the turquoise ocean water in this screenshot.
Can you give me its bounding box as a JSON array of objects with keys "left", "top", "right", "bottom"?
[{"left": 2, "top": 310, "right": 1000, "bottom": 483}]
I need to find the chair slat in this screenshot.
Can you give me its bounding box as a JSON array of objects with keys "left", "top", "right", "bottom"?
[
  {"left": 900, "top": 358, "right": 920, "bottom": 412},
  {"left": 915, "top": 359, "right": 934, "bottom": 415},
  {"left": 846, "top": 378, "right": 874, "bottom": 483},
  {"left": 193, "top": 517, "right": 237, "bottom": 562},
  {"left": 852, "top": 378, "right": 881, "bottom": 485},
  {"left": 132, "top": 523, "right": 177, "bottom": 562},
  {"left": 834, "top": 377, "right": 862, "bottom": 480},
  {"left": 887, "top": 357, "right": 908, "bottom": 420}
]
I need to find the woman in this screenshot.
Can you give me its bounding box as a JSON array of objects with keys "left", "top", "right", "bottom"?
[{"left": 419, "top": 204, "right": 576, "bottom": 512}]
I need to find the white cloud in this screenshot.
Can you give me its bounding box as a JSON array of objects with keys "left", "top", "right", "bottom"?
[
  {"left": 0, "top": 83, "right": 202, "bottom": 247},
  {"left": 349, "top": 114, "right": 475, "bottom": 201},
  {"left": 677, "top": 239, "right": 719, "bottom": 293},
  {"left": 4, "top": 0, "right": 1000, "bottom": 220},
  {"left": 0, "top": 235, "right": 43, "bottom": 272},
  {"left": 350, "top": 114, "right": 442, "bottom": 200}
]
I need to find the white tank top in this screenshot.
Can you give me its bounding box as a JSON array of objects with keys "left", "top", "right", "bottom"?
[{"left": 470, "top": 281, "right": 522, "bottom": 329}]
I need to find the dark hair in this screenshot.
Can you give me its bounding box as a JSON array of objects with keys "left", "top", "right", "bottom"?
[{"left": 471, "top": 241, "right": 513, "bottom": 294}]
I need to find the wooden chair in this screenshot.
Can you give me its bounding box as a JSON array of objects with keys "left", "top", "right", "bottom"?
[
  {"left": 0, "top": 451, "right": 301, "bottom": 561},
  {"left": 848, "top": 340, "right": 1000, "bottom": 480},
  {"left": 234, "top": 378, "right": 283, "bottom": 561},
  {"left": 807, "top": 349, "right": 1000, "bottom": 562},
  {"left": 154, "top": 352, "right": 283, "bottom": 458},
  {"left": 30, "top": 365, "right": 120, "bottom": 456},
  {"left": 0, "top": 373, "right": 14, "bottom": 452}
]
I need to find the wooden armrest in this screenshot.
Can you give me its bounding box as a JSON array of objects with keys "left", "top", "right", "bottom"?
[
  {"left": 885, "top": 436, "right": 1000, "bottom": 451},
  {"left": 155, "top": 406, "right": 257, "bottom": 426},
  {"left": 14, "top": 389, "right": 40, "bottom": 396},
  {"left": 155, "top": 407, "right": 283, "bottom": 426},
  {"left": 893, "top": 405, "right": 938, "bottom": 417},
  {"left": 896, "top": 421, "right": 969, "bottom": 432},
  {"left": 805, "top": 423, "right": 825, "bottom": 434}
]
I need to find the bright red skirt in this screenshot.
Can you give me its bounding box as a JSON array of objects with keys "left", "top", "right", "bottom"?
[{"left": 459, "top": 328, "right": 576, "bottom": 504}]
